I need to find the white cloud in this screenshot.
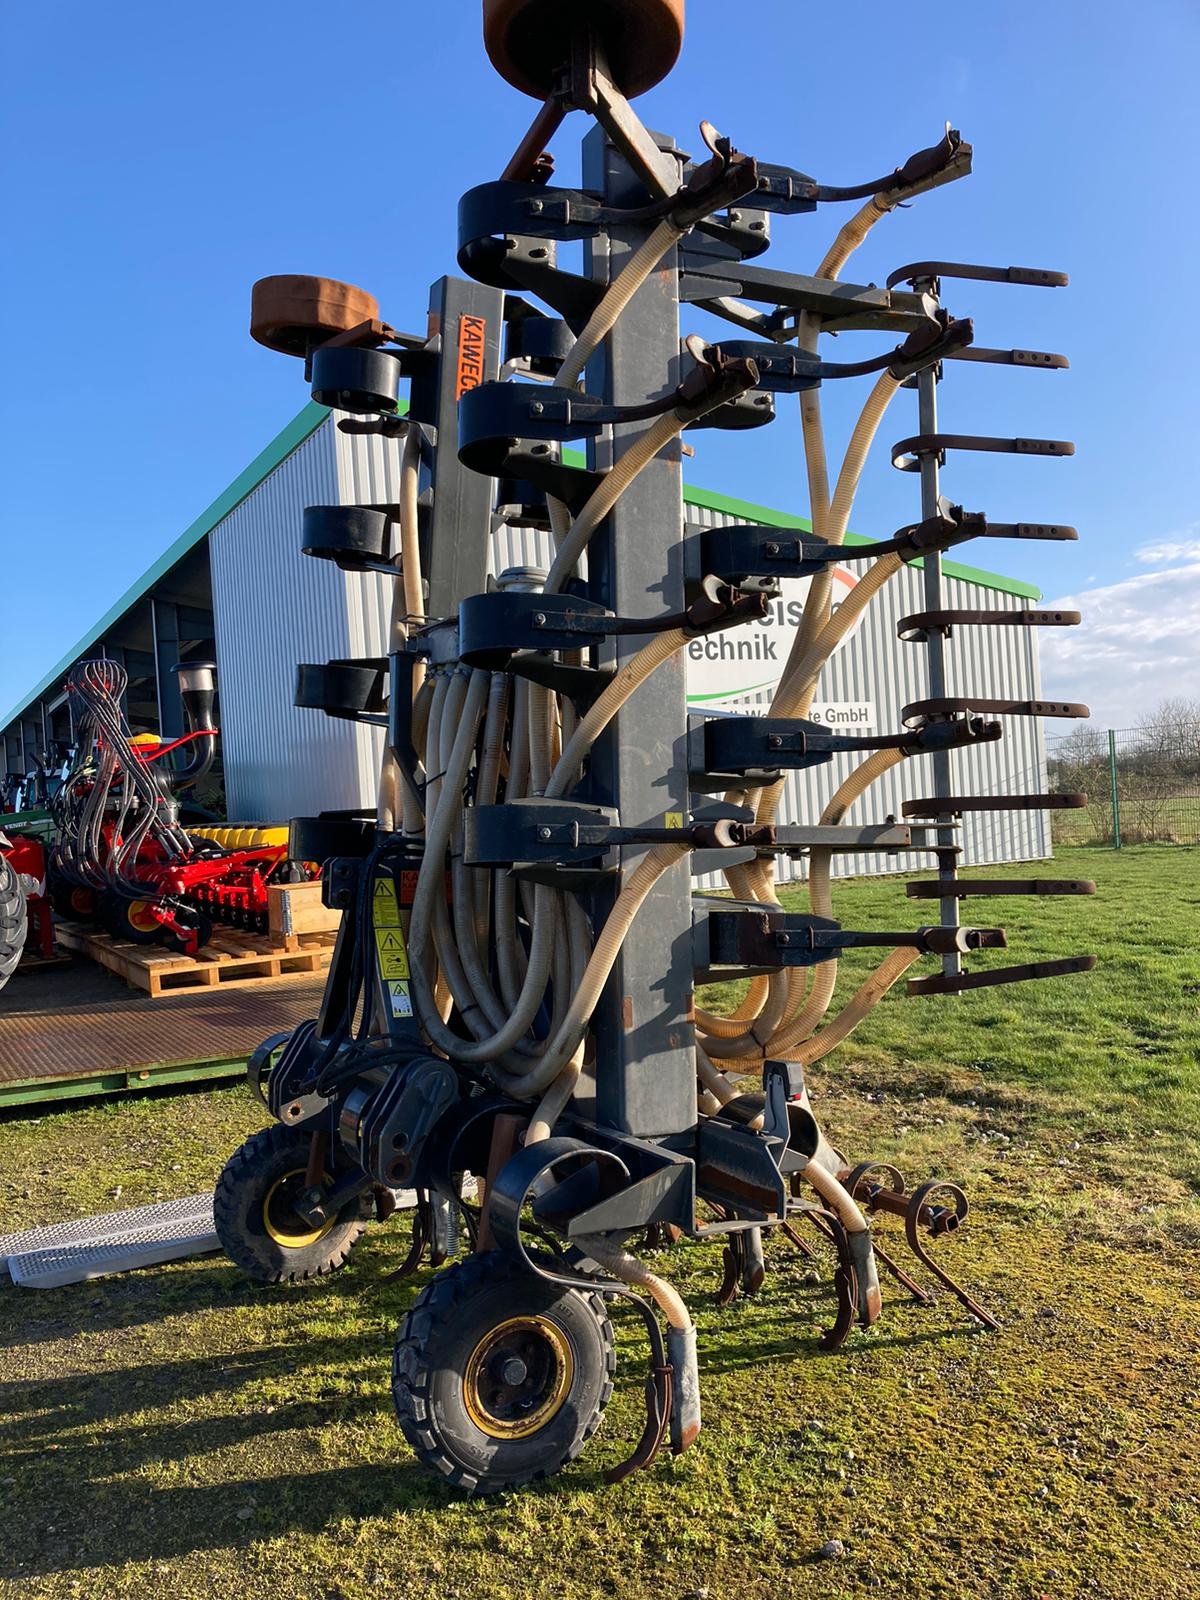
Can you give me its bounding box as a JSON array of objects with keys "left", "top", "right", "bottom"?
[
  {"left": 1040, "top": 556, "right": 1200, "bottom": 730},
  {"left": 1135, "top": 538, "right": 1200, "bottom": 566}
]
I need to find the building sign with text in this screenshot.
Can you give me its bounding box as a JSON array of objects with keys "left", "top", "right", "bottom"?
[{"left": 685, "top": 564, "right": 872, "bottom": 724}]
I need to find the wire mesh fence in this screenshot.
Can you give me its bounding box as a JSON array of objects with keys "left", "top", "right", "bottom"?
[{"left": 1047, "top": 722, "right": 1200, "bottom": 846}]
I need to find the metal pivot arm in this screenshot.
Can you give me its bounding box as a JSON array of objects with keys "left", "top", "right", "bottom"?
[
  {"left": 691, "top": 509, "right": 1073, "bottom": 590},
  {"left": 901, "top": 696, "right": 1089, "bottom": 724},
  {"left": 834, "top": 508, "right": 1079, "bottom": 565},
  {"left": 462, "top": 807, "right": 950, "bottom": 869},
  {"left": 689, "top": 711, "right": 1000, "bottom": 787},
  {"left": 906, "top": 877, "right": 1096, "bottom": 898},
  {"left": 945, "top": 346, "right": 1068, "bottom": 370},
  {"left": 886, "top": 260, "right": 1068, "bottom": 291},
  {"left": 750, "top": 126, "right": 972, "bottom": 211},
  {"left": 464, "top": 799, "right": 772, "bottom": 868},
  {"left": 458, "top": 578, "right": 769, "bottom": 668},
  {"left": 677, "top": 252, "right": 933, "bottom": 331},
  {"left": 897, "top": 607, "right": 1082, "bottom": 640},
  {"left": 457, "top": 340, "right": 759, "bottom": 472},
  {"left": 693, "top": 900, "right": 1005, "bottom": 981},
  {"left": 908, "top": 954, "right": 1097, "bottom": 996},
  {"left": 892, "top": 433, "right": 1075, "bottom": 471},
  {"left": 472, "top": 121, "right": 759, "bottom": 252},
  {"left": 902, "top": 793, "right": 1087, "bottom": 817},
  {"left": 708, "top": 312, "right": 973, "bottom": 391}
]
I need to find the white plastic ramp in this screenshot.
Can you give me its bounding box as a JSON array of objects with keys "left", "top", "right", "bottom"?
[{"left": 0, "top": 1194, "right": 218, "bottom": 1289}]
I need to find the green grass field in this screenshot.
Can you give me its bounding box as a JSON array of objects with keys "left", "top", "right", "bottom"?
[{"left": 1, "top": 845, "right": 1198, "bottom": 1600}]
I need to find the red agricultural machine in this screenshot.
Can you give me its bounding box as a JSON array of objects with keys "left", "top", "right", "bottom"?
[
  {"left": 0, "top": 657, "right": 315, "bottom": 992},
  {"left": 48, "top": 657, "right": 315, "bottom": 954}
]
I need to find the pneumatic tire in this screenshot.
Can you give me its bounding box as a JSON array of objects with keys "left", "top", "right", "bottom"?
[
  {"left": 0, "top": 854, "right": 28, "bottom": 990},
  {"left": 392, "top": 1249, "right": 615, "bottom": 1495},
  {"left": 215, "top": 1123, "right": 372, "bottom": 1284},
  {"left": 98, "top": 893, "right": 162, "bottom": 945}
]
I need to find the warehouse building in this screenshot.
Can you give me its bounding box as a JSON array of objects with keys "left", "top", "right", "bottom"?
[{"left": 1, "top": 402, "right": 1052, "bottom": 880}]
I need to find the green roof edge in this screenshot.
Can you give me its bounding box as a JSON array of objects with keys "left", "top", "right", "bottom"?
[
  {"left": 5, "top": 403, "right": 1039, "bottom": 731},
  {"left": 1, "top": 402, "right": 330, "bottom": 730}
]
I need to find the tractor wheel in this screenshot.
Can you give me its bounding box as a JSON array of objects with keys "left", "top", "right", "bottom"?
[
  {"left": 0, "top": 854, "right": 28, "bottom": 990},
  {"left": 100, "top": 894, "right": 163, "bottom": 944},
  {"left": 214, "top": 1123, "right": 373, "bottom": 1284},
  {"left": 393, "top": 1249, "right": 615, "bottom": 1495},
  {"left": 50, "top": 880, "right": 96, "bottom": 923}
]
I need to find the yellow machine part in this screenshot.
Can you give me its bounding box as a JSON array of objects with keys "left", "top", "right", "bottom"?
[{"left": 190, "top": 825, "right": 289, "bottom": 850}]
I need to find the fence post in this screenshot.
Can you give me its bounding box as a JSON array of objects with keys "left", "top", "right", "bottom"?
[{"left": 1108, "top": 728, "right": 1122, "bottom": 850}]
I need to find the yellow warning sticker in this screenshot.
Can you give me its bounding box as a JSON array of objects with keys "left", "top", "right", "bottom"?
[
  {"left": 387, "top": 980, "right": 413, "bottom": 1018},
  {"left": 374, "top": 926, "right": 410, "bottom": 980},
  {"left": 664, "top": 811, "right": 684, "bottom": 829},
  {"left": 373, "top": 875, "right": 401, "bottom": 927}
]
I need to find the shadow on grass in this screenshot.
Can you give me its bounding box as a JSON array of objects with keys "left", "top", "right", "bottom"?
[
  {"left": 0, "top": 1460, "right": 461, "bottom": 1577},
  {"left": 0, "top": 1343, "right": 618, "bottom": 1578},
  {"left": 0, "top": 1237, "right": 991, "bottom": 1577}
]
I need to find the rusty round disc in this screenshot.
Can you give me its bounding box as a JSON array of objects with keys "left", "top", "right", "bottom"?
[
  {"left": 250, "top": 275, "right": 380, "bottom": 357},
  {"left": 483, "top": 0, "right": 684, "bottom": 100}
]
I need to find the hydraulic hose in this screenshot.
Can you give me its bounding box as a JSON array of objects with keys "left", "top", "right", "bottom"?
[
  {"left": 758, "top": 747, "right": 906, "bottom": 1058},
  {"left": 575, "top": 1234, "right": 693, "bottom": 1332},
  {"left": 486, "top": 843, "right": 688, "bottom": 1098},
  {"left": 547, "top": 628, "right": 687, "bottom": 797},
  {"left": 786, "top": 945, "right": 921, "bottom": 1068},
  {"left": 376, "top": 425, "right": 423, "bottom": 830},
  {"left": 545, "top": 411, "right": 686, "bottom": 594},
  {"left": 555, "top": 219, "right": 684, "bottom": 391},
  {"left": 801, "top": 1156, "right": 870, "bottom": 1235}
]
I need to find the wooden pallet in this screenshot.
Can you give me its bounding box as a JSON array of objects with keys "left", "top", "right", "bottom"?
[{"left": 55, "top": 921, "right": 335, "bottom": 999}]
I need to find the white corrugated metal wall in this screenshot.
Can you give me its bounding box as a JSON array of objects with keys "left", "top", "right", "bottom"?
[
  {"left": 210, "top": 413, "right": 1050, "bottom": 871},
  {"left": 209, "top": 422, "right": 382, "bottom": 820}
]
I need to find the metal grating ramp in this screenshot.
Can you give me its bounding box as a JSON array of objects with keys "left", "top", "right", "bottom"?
[{"left": 0, "top": 1194, "right": 218, "bottom": 1289}]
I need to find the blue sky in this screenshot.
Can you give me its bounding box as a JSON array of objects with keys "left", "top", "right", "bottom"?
[{"left": 2, "top": 0, "right": 1197, "bottom": 726}]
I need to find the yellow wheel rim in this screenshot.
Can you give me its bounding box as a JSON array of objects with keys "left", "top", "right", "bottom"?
[
  {"left": 262, "top": 1169, "right": 336, "bottom": 1249},
  {"left": 463, "top": 1314, "right": 574, "bottom": 1439},
  {"left": 126, "top": 899, "right": 160, "bottom": 934}
]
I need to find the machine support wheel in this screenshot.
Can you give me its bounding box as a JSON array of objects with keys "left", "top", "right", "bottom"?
[
  {"left": 214, "top": 1123, "right": 373, "bottom": 1284},
  {"left": 167, "top": 906, "right": 213, "bottom": 955},
  {"left": 0, "top": 855, "right": 28, "bottom": 989},
  {"left": 50, "top": 880, "right": 96, "bottom": 922},
  {"left": 99, "top": 893, "right": 162, "bottom": 945},
  {"left": 392, "top": 1249, "right": 615, "bottom": 1494}
]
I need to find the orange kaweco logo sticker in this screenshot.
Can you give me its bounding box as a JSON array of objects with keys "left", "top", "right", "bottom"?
[{"left": 455, "top": 314, "right": 488, "bottom": 398}]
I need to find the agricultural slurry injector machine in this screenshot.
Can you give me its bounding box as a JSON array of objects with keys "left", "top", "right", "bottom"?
[
  {"left": 216, "top": 0, "right": 1095, "bottom": 1492},
  {"left": 42, "top": 658, "right": 311, "bottom": 957}
]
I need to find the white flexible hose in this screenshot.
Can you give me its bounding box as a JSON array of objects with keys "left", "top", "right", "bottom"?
[
  {"left": 575, "top": 1233, "right": 693, "bottom": 1331},
  {"left": 486, "top": 844, "right": 688, "bottom": 1098},
  {"left": 556, "top": 220, "right": 683, "bottom": 391}
]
